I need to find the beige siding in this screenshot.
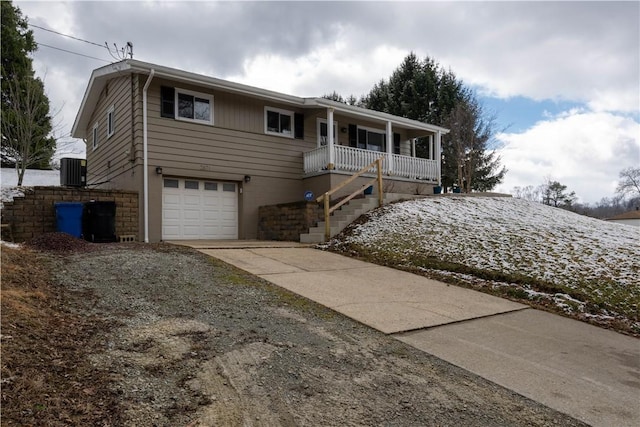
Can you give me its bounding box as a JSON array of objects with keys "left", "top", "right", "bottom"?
[
  {"left": 85, "top": 75, "right": 135, "bottom": 189},
  {"left": 142, "top": 80, "right": 317, "bottom": 240}
]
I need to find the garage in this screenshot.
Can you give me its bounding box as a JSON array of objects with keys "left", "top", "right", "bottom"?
[{"left": 162, "top": 178, "right": 238, "bottom": 240}]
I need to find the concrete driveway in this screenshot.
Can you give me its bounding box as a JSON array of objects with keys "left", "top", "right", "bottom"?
[{"left": 173, "top": 242, "right": 640, "bottom": 427}]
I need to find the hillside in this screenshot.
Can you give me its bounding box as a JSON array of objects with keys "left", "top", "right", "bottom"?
[{"left": 327, "top": 196, "right": 640, "bottom": 336}]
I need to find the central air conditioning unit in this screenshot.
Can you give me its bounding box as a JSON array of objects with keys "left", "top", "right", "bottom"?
[{"left": 60, "top": 158, "right": 87, "bottom": 187}]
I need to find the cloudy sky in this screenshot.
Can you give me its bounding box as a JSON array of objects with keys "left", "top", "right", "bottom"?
[{"left": 15, "top": 0, "right": 640, "bottom": 204}]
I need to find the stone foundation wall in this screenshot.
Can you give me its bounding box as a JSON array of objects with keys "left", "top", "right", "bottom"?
[
  {"left": 1, "top": 186, "right": 138, "bottom": 243},
  {"left": 258, "top": 201, "right": 322, "bottom": 241}
]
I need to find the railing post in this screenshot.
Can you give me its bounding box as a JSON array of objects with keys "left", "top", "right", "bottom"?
[
  {"left": 327, "top": 108, "right": 335, "bottom": 170},
  {"left": 377, "top": 158, "right": 384, "bottom": 208},
  {"left": 324, "top": 193, "right": 330, "bottom": 242}
]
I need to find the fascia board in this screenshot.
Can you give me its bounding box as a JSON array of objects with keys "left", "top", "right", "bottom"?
[
  {"left": 126, "top": 60, "right": 306, "bottom": 106},
  {"left": 312, "top": 98, "right": 450, "bottom": 134}
]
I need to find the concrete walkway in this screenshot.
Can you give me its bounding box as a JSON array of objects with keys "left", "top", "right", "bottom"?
[{"left": 182, "top": 243, "right": 639, "bottom": 427}]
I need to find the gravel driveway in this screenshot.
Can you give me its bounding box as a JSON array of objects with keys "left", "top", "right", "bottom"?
[{"left": 48, "top": 241, "right": 585, "bottom": 426}]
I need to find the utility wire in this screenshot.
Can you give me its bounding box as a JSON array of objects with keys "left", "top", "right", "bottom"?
[
  {"left": 37, "top": 42, "right": 111, "bottom": 63},
  {"left": 28, "top": 23, "right": 105, "bottom": 48}
]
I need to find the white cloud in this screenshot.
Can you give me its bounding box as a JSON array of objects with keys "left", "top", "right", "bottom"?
[
  {"left": 495, "top": 111, "right": 640, "bottom": 204},
  {"left": 228, "top": 40, "right": 407, "bottom": 99}
]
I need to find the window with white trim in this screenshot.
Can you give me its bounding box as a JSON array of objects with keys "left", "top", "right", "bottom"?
[
  {"left": 92, "top": 122, "right": 99, "bottom": 150},
  {"left": 106, "top": 105, "right": 115, "bottom": 138},
  {"left": 162, "top": 87, "right": 213, "bottom": 125},
  {"left": 317, "top": 118, "right": 338, "bottom": 146},
  {"left": 265, "top": 107, "right": 293, "bottom": 137},
  {"left": 357, "top": 126, "right": 386, "bottom": 152}
]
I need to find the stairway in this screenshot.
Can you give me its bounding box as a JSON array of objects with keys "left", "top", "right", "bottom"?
[{"left": 299, "top": 193, "right": 417, "bottom": 244}]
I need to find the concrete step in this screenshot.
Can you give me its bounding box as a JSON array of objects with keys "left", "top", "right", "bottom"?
[
  {"left": 300, "top": 232, "right": 325, "bottom": 244},
  {"left": 300, "top": 193, "right": 419, "bottom": 243}
]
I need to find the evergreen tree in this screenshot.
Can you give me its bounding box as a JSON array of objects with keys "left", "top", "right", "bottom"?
[
  {"left": 1, "top": 0, "right": 56, "bottom": 181},
  {"left": 359, "top": 53, "right": 505, "bottom": 192},
  {"left": 541, "top": 179, "right": 577, "bottom": 208}
]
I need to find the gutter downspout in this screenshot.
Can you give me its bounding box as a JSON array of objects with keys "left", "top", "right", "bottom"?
[{"left": 142, "top": 69, "right": 155, "bottom": 243}]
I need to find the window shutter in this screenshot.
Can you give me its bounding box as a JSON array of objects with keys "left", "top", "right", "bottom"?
[
  {"left": 393, "top": 133, "right": 401, "bottom": 155},
  {"left": 348, "top": 124, "right": 357, "bottom": 147},
  {"left": 294, "top": 113, "right": 304, "bottom": 139},
  {"left": 160, "top": 86, "right": 175, "bottom": 118}
]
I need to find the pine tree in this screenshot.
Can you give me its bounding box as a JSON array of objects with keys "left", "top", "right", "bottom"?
[
  {"left": 1, "top": 0, "right": 56, "bottom": 183},
  {"left": 359, "top": 53, "right": 506, "bottom": 192}
]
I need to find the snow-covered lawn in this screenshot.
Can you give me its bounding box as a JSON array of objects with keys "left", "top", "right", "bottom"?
[
  {"left": 328, "top": 196, "right": 640, "bottom": 333},
  {"left": 1, "top": 168, "right": 60, "bottom": 188},
  {"left": 1, "top": 168, "right": 60, "bottom": 207}
]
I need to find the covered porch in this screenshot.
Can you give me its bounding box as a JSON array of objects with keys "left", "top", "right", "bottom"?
[
  {"left": 301, "top": 100, "right": 447, "bottom": 184},
  {"left": 304, "top": 145, "right": 439, "bottom": 182}
]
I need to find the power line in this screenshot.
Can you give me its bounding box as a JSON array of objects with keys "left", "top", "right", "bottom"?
[
  {"left": 37, "top": 42, "right": 111, "bottom": 63},
  {"left": 28, "top": 23, "right": 105, "bottom": 48}
]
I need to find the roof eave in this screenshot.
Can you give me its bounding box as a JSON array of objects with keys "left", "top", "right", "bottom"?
[
  {"left": 72, "top": 59, "right": 449, "bottom": 139},
  {"left": 311, "top": 98, "right": 450, "bottom": 134}
]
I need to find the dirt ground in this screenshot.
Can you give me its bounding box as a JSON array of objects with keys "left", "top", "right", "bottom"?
[{"left": 1, "top": 233, "right": 588, "bottom": 426}]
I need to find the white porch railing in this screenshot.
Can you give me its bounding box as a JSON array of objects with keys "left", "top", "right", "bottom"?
[{"left": 303, "top": 145, "right": 439, "bottom": 183}]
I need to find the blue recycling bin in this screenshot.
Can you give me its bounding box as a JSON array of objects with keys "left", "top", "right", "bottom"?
[{"left": 54, "top": 202, "right": 84, "bottom": 238}]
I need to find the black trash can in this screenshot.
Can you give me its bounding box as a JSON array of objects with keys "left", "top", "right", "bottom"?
[{"left": 83, "top": 201, "right": 117, "bottom": 243}]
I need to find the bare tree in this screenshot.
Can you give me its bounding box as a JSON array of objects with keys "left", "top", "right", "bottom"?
[
  {"left": 512, "top": 185, "right": 543, "bottom": 202},
  {"left": 616, "top": 167, "right": 640, "bottom": 199},
  {"left": 1, "top": 75, "right": 56, "bottom": 185}
]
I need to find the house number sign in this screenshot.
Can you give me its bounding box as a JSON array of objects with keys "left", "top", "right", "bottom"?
[{"left": 304, "top": 191, "right": 314, "bottom": 201}]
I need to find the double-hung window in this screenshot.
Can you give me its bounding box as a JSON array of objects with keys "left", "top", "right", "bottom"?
[
  {"left": 161, "top": 86, "right": 213, "bottom": 125},
  {"left": 317, "top": 118, "right": 338, "bottom": 146},
  {"left": 265, "top": 107, "right": 294, "bottom": 137}
]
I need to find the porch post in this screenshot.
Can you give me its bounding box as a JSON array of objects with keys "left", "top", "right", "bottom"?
[
  {"left": 429, "top": 135, "right": 434, "bottom": 160},
  {"left": 327, "top": 108, "right": 335, "bottom": 169},
  {"left": 435, "top": 131, "right": 442, "bottom": 185},
  {"left": 386, "top": 120, "right": 393, "bottom": 174},
  {"left": 411, "top": 138, "right": 416, "bottom": 157}
]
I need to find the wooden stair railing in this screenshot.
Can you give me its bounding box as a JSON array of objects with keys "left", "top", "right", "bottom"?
[{"left": 316, "top": 157, "right": 385, "bottom": 241}]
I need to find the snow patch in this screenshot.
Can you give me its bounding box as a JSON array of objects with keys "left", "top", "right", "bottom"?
[{"left": 1, "top": 168, "right": 59, "bottom": 188}]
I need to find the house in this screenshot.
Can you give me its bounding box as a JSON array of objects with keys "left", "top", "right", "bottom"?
[
  {"left": 72, "top": 60, "right": 448, "bottom": 242},
  {"left": 605, "top": 209, "right": 640, "bottom": 228}
]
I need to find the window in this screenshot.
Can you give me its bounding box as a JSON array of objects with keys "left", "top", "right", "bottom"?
[
  {"left": 176, "top": 89, "right": 213, "bottom": 124},
  {"left": 356, "top": 126, "right": 386, "bottom": 152},
  {"left": 265, "top": 107, "right": 294, "bottom": 137},
  {"left": 317, "top": 118, "right": 338, "bottom": 146},
  {"left": 92, "top": 122, "right": 99, "bottom": 150},
  {"left": 185, "top": 180, "right": 199, "bottom": 190},
  {"left": 107, "top": 105, "right": 115, "bottom": 138},
  {"left": 163, "top": 179, "right": 179, "bottom": 188},
  {"left": 204, "top": 182, "right": 218, "bottom": 191},
  {"left": 222, "top": 183, "right": 236, "bottom": 192},
  {"left": 161, "top": 86, "right": 213, "bottom": 124}
]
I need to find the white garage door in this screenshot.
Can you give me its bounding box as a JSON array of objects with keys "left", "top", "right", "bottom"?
[{"left": 162, "top": 178, "right": 238, "bottom": 240}]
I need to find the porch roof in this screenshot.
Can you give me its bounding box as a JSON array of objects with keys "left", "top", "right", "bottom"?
[{"left": 72, "top": 59, "right": 449, "bottom": 139}]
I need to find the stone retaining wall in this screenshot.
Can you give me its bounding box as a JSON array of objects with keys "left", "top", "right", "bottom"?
[
  {"left": 1, "top": 186, "right": 138, "bottom": 243},
  {"left": 258, "top": 201, "right": 322, "bottom": 241}
]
